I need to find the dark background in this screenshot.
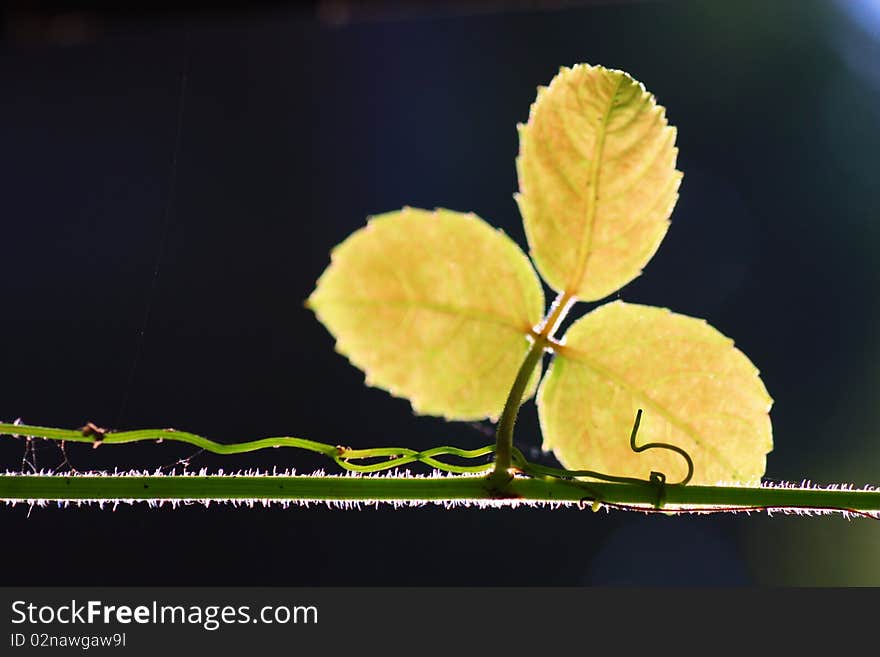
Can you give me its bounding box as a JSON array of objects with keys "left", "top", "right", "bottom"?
[{"left": 2, "top": 0, "right": 879, "bottom": 585}]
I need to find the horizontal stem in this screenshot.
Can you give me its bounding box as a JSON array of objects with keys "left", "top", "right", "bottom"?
[
  {"left": 1, "top": 474, "right": 878, "bottom": 516},
  {"left": 3, "top": 422, "right": 878, "bottom": 515}
]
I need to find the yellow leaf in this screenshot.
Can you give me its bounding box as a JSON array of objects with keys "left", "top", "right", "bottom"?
[
  {"left": 516, "top": 64, "right": 682, "bottom": 302},
  {"left": 308, "top": 207, "right": 545, "bottom": 421},
  {"left": 538, "top": 301, "right": 772, "bottom": 485}
]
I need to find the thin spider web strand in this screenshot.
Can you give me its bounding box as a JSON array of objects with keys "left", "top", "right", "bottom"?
[{"left": 116, "top": 31, "right": 190, "bottom": 428}]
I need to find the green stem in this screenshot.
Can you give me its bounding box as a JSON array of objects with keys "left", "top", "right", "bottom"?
[
  {"left": 489, "top": 337, "right": 547, "bottom": 483},
  {"left": 0, "top": 423, "right": 496, "bottom": 475},
  {"left": 1, "top": 474, "right": 878, "bottom": 516},
  {"left": 490, "top": 291, "right": 574, "bottom": 484},
  {"left": 2, "top": 421, "right": 879, "bottom": 515}
]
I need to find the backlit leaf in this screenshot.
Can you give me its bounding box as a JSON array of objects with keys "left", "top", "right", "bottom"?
[
  {"left": 538, "top": 301, "right": 772, "bottom": 485},
  {"left": 516, "top": 64, "right": 681, "bottom": 301},
  {"left": 308, "top": 207, "right": 545, "bottom": 421}
]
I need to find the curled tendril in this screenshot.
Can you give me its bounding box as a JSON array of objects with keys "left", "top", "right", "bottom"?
[
  {"left": 333, "top": 445, "right": 496, "bottom": 474},
  {"left": 0, "top": 409, "right": 693, "bottom": 509},
  {"left": 335, "top": 408, "right": 694, "bottom": 510},
  {"left": 510, "top": 409, "right": 693, "bottom": 509}
]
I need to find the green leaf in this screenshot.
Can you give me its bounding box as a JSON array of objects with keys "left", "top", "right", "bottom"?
[
  {"left": 538, "top": 301, "right": 772, "bottom": 485},
  {"left": 516, "top": 64, "right": 682, "bottom": 302},
  {"left": 308, "top": 207, "right": 545, "bottom": 421}
]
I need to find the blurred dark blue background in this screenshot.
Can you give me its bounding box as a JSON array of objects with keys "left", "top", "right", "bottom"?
[{"left": 2, "top": 0, "right": 879, "bottom": 585}]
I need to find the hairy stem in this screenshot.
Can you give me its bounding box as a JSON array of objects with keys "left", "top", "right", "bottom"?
[
  {"left": 2, "top": 421, "right": 878, "bottom": 515},
  {"left": 1, "top": 474, "right": 878, "bottom": 516}
]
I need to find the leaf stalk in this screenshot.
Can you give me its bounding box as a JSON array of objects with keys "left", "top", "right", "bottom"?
[{"left": 489, "top": 291, "right": 574, "bottom": 486}]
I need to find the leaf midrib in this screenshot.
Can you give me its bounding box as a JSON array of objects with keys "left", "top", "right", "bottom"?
[{"left": 569, "top": 74, "right": 623, "bottom": 294}]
